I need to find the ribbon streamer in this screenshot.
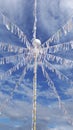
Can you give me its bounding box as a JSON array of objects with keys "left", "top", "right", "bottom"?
[
  {"left": 43, "top": 18, "right": 73, "bottom": 47},
  {"left": 1, "top": 12, "right": 31, "bottom": 48}
]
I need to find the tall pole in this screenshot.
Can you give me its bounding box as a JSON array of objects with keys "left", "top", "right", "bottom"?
[
  {"left": 32, "top": 39, "right": 41, "bottom": 130},
  {"left": 33, "top": 0, "right": 37, "bottom": 40},
  {"left": 32, "top": 0, "right": 38, "bottom": 129},
  {"left": 32, "top": 51, "right": 37, "bottom": 130}
]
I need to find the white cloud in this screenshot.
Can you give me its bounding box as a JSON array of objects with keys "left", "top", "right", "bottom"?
[
  {"left": 49, "top": 125, "right": 73, "bottom": 130},
  {"left": 65, "top": 87, "right": 73, "bottom": 97},
  {"left": 0, "top": 90, "right": 73, "bottom": 130},
  {"left": 60, "top": 0, "right": 73, "bottom": 10}
]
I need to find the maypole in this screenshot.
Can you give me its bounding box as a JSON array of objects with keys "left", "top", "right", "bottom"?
[
  {"left": 32, "top": 0, "right": 42, "bottom": 129},
  {"left": 32, "top": 0, "right": 37, "bottom": 130},
  {"left": 32, "top": 38, "right": 41, "bottom": 130},
  {"left": 33, "top": 0, "right": 37, "bottom": 40},
  {"left": 32, "top": 50, "right": 37, "bottom": 130}
]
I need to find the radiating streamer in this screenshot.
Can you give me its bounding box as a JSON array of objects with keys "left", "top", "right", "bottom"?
[
  {"left": 42, "top": 18, "right": 73, "bottom": 47},
  {"left": 41, "top": 64, "right": 73, "bottom": 126},
  {"left": 61, "top": 102, "right": 73, "bottom": 126},
  {"left": 0, "top": 53, "right": 27, "bottom": 65},
  {"left": 0, "top": 53, "right": 32, "bottom": 81},
  {"left": 44, "top": 59, "right": 73, "bottom": 86},
  {"left": 41, "top": 64, "right": 61, "bottom": 108},
  {"left": 0, "top": 11, "right": 31, "bottom": 49},
  {"left": 0, "top": 61, "right": 33, "bottom": 115},
  {"left": 0, "top": 62, "right": 24, "bottom": 81},
  {"left": 48, "top": 41, "right": 73, "bottom": 53},
  {"left": 0, "top": 42, "right": 27, "bottom": 53},
  {"left": 46, "top": 53, "right": 73, "bottom": 68}
]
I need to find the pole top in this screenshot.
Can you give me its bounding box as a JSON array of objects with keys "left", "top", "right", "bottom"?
[{"left": 32, "top": 39, "right": 41, "bottom": 48}]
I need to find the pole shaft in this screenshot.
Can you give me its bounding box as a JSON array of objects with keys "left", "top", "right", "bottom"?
[
  {"left": 33, "top": 0, "right": 37, "bottom": 40},
  {"left": 32, "top": 53, "right": 37, "bottom": 130}
]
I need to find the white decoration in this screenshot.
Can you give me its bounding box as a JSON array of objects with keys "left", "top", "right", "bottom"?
[
  {"left": 48, "top": 41, "right": 73, "bottom": 53},
  {"left": 2, "top": 13, "right": 30, "bottom": 48},
  {"left": 46, "top": 54, "right": 73, "bottom": 68},
  {"left": 43, "top": 18, "right": 73, "bottom": 47}
]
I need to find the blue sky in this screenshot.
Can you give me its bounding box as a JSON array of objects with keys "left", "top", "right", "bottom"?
[{"left": 0, "top": 0, "right": 73, "bottom": 130}]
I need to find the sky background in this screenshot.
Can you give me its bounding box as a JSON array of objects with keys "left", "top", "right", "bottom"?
[{"left": 0, "top": 0, "right": 73, "bottom": 130}]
